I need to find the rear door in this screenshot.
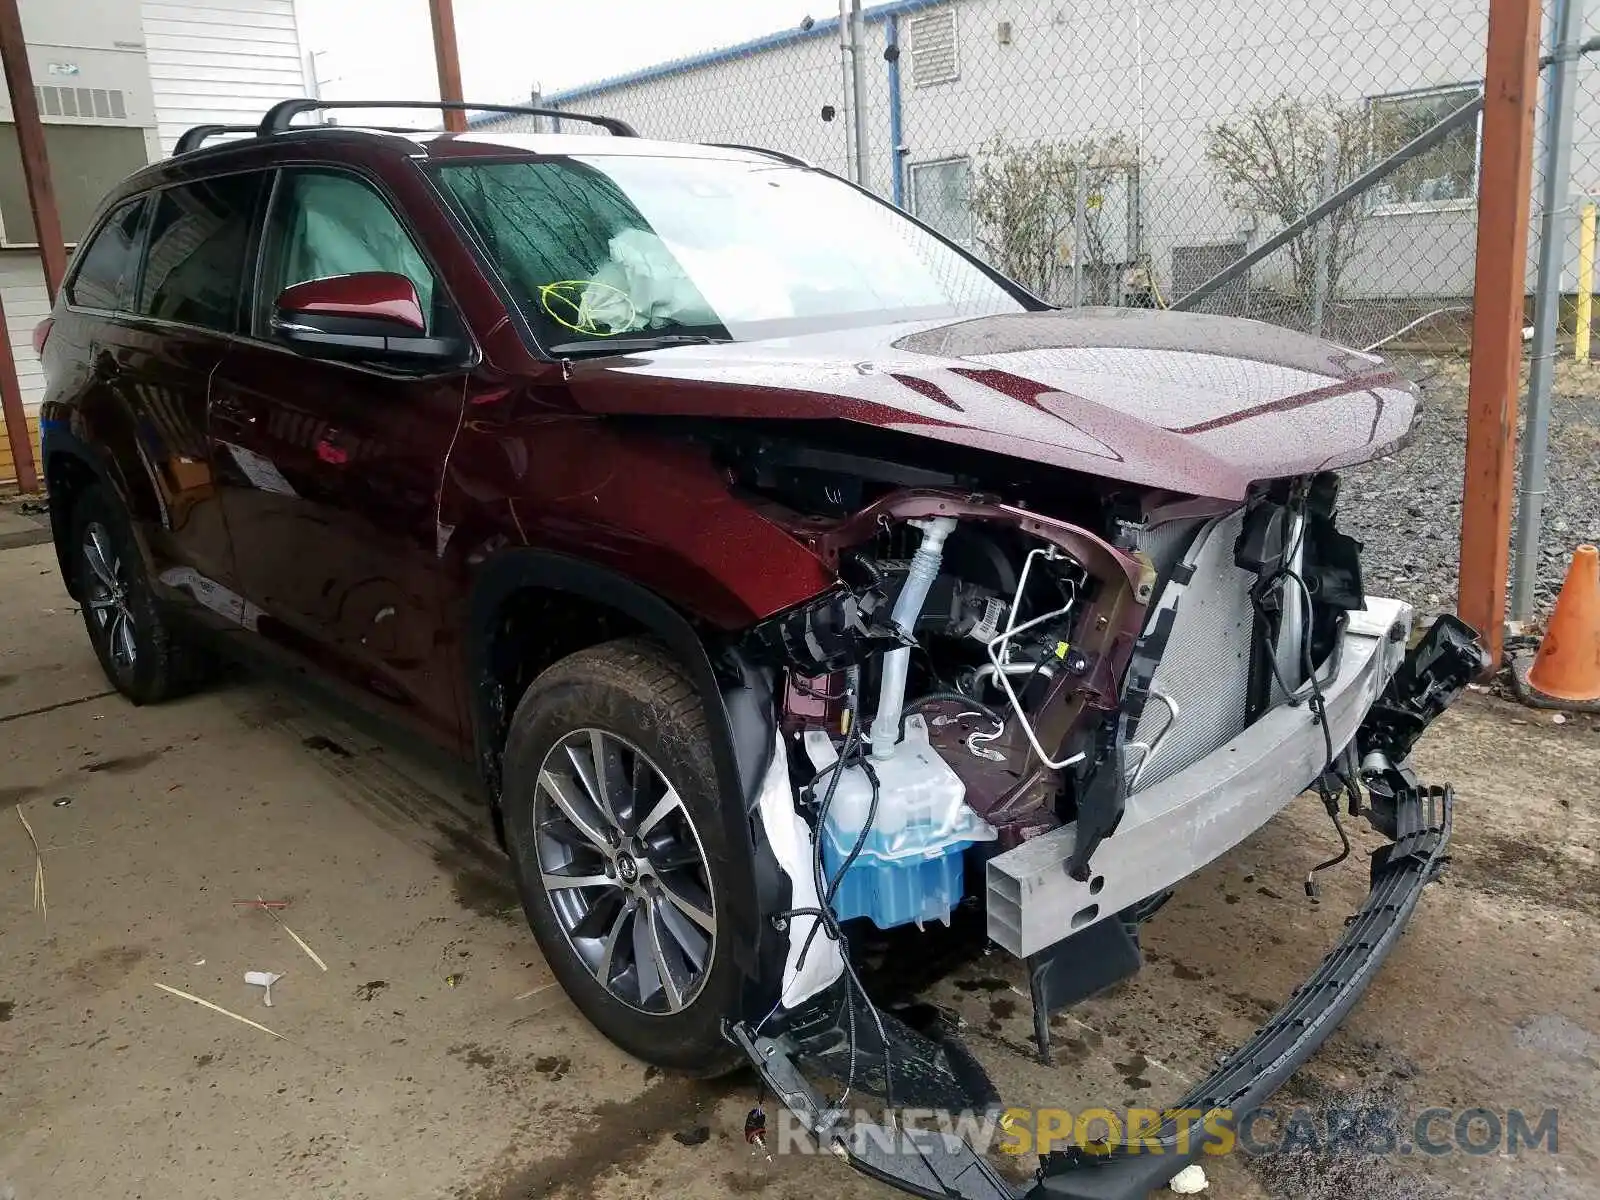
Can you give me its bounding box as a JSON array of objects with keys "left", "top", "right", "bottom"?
[
  {"left": 87, "top": 172, "right": 265, "bottom": 621},
  {"left": 208, "top": 165, "right": 471, "bottom": 747}
]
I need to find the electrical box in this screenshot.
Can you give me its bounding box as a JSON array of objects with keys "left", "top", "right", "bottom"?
[
  {"left": 0, "top": 0, "right": 156, "bottom": 244},
  {"left": 0, "top": 0, "right": 156, "bottom": 129}
]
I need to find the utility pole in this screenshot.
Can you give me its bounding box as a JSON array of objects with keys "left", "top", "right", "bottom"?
[
  {"left": 1458, "top": 0, "right": 1542, "bottom": 669},
  {"left": 1510, "top": 0, "right": 1585, "bottom": 621},
  {"left": 0, "top": 0, "right": 66, "bottom": 300},
  {"left": 429, "top": 0, "right": 467, "bottom": 132}
]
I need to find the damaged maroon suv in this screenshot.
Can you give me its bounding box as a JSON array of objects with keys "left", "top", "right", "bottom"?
[{"left": 39, "top": 100, "right": 1487, "bottom": 1198}]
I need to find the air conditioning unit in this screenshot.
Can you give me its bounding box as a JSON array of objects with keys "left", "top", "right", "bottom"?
[{"left": 0, "top": 0, "right": 158, "bottom": 246}]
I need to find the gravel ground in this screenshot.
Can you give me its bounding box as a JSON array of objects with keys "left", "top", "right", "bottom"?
[{"left": 1340, "top": 356, "right": 1600, "bottom": 623}]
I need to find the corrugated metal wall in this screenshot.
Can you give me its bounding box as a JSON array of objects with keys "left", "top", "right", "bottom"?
[{"left": 1, "top": 0, "right": 307, "bottom": 484}]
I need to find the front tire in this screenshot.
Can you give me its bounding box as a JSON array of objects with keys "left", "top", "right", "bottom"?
[
  {"left": 72, "top": 483, "right": 200, "bottom": 705},
  {"left": 500, "top": 638, "right": 743, "bottom": 1076}
]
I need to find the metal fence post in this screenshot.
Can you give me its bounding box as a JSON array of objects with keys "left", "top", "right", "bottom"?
[
  {"left": 1072, "top": 151, "right": 1088, "bottom": 307},
  {"left": 1511, "top": 0, "right": 1585, "bottom": 622},
  {"left": 837, "top": 0, "right": 858, "bottom": 183},
  {"left": 1459, "top": 0, "right": 1542, "bottom": 667},
  {"left": 1310, "top": 134, "right": 1339, "bottom": 336},
  {"left": 886, "top": 14, "right": 906, "bottom": 207},
  {"left": 1577, "top": 201, "right": 1597, "bottom": 360},
  {"left": 849, "top": 0, "right": 871, "bottom": 190}
]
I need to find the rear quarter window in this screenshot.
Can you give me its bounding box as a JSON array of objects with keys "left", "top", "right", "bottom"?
[
  {"left": 67, "top": 197, "right": 146, "bottom": 311},
  {"left": 137, "top": 173, "right": 264, "bottom": 333}
]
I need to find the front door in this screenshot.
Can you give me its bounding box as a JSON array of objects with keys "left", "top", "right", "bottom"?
[{"left": 210, "top": 166, "right": 471, "bottom": 748}]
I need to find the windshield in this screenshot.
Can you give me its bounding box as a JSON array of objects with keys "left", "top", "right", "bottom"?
[{"left": 434, "top": 153, "right": 1028, "bottom": 352}]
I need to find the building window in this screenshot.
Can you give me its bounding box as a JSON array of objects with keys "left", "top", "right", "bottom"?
[
  {"left": 909, "top": 8, "right": 959, "bottom": 87},
  {"left": 1366, "top": 86, "right": 1480, "bottom": 210},
  {"left": 909, "top": 158, "right": 973, "bottom": 247}
]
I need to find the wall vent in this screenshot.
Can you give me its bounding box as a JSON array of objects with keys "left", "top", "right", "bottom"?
[
  {"left": 910, "top": 9, "right": 959, "bottom": 87},
  {"left": 35, "top": 85, "right": 128, "bottom": 121}
]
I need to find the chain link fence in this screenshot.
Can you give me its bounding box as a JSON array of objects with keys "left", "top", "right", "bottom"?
[{"left": 478, "top": 0, "right": 1508, "bottom": 358}]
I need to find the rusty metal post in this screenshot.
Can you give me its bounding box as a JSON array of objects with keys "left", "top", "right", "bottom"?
[
  {"left": 1458, "top": 0, "right": 1542, "bottom": 668},
  {"left": 429, "top": 0, "right": 467, "bottom": 133},
  {"left": 0, "top": 289, "right": 38, "bottom": 493},
  {"left": 0, "top": 0, "right": 66, "bottom": 300}
]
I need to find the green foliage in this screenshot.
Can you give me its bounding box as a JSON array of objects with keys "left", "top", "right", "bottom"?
[
  {"left": 969, "top": 135, "right": 1140, "bottom": 302},
  {"left": 1205, "top": 95, "right": 1371, "bottom": 305}
]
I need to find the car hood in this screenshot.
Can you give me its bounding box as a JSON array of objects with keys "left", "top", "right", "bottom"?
[{"left": 564, "top": 308, "right": 1417, "bottom": 501}]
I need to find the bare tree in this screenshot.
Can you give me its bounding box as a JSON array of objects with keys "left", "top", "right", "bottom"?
[
  {"left": 1205, "top": 95, "right": 1371, "bottom": 309},
  {"left": 969, "top": 135, "right": 1141, "bottom": 303}
]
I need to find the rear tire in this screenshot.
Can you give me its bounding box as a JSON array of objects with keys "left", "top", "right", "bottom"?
[
  {"left": 500, "top": 637, "right": 744, "bottom": 1076},
  {"left": 72, "top": 483, "right": 204, "bottom": 705}
]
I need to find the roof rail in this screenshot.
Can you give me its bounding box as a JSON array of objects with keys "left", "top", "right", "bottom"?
[
  {"left": 257, "top": 99, "right": 639, "bottom": 138},
  {"left": 174, "top": 124, "right": 259, "bottom": 155},
  {"left": 705, "top": 143, "right": 813, "bottom": 168}
]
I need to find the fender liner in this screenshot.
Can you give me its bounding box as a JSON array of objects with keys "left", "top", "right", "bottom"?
[{"left": 465, "top": 549, "right": 786, "bottom": 993}]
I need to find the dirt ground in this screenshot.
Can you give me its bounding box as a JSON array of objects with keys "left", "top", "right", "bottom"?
[{"left": 1, "top": 538, "right": 1597, "bottom": 1200}]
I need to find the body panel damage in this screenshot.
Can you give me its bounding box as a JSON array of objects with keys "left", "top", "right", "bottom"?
[{"left": 565, "top": 309, "right": 1417, "bottom": 501}]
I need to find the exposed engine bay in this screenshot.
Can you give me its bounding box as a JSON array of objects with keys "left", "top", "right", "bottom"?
[
  {"left": 731, "top": 425, "right": 1377, "bottom": 950},
  {"left": 708, "top": 427, "right": 1485, "bottom": 1200}
]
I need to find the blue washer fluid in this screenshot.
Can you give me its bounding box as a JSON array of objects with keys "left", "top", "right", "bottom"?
[{"left": 804, "top": 714, "right": 995, "bottom": 930}]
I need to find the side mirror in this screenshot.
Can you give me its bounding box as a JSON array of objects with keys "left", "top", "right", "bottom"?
[{"left": 271, "top": 272, "right": 459, "bottom": 362}]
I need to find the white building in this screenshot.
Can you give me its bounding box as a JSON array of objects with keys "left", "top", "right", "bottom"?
[
  {"left": 0, "top": 0, "right": 308, "bottom": 483},
  {"left": 476, "top": 0, "right": 1595, "bottom": 326}
]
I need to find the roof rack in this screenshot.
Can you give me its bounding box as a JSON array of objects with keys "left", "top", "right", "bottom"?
[
  {"left": 257, "top": 99, "right": 639, "bottom": 138},
  {"left": 705, "top": 143, "right": 813, "bottom": 168},
  {"left": 174, "top": 124, "right": 259, "bottom": 155}
]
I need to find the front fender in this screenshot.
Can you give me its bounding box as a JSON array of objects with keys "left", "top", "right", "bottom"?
[{"left": 464, "top": 548, "right": 784, "bottom": 992}]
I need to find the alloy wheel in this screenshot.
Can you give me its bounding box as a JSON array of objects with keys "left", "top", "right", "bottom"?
[
  {"left": 82, "top": 521, "right": 137, "bottom": 675},
  {"left": 532, "top": 728, "right": 718, "bottom": 1014}
]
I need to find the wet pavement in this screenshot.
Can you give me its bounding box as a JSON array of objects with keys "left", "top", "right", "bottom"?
[{"left": 1, "top": 539, "right": 1596, "bottom": 1200}]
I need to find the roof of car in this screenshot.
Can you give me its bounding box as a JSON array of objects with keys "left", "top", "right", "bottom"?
[
  {"left": 165, "top": 125, "right": 788, "bottom": 167},
  {"left": 416, "top": 130, "right": 782, "bottom": 162}
]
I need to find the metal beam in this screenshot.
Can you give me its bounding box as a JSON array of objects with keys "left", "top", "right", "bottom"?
[
  {"left": 1459, "top": 0, "right": 1542, "bottom": 667},
  {"left": 429, "top": 0, "right": 467, "bottom": 133},
  {"left": 1172, "top": 95, "right": 1484, "bottom": 311},
  {"left": 1173, "top": 36, "right": 1600, "bottom": 314},
  {"left": 0, "top": 289, "right": 37, "bottom": 493},
  {"left": 1511, "top": 0, "right": 1586, "bottom": 621},
  {"left": 849, "top": 0, "right": 871, "bottom": 188},
  {"left": 0, "top": 0, "right": 66, "bottom": 301}
]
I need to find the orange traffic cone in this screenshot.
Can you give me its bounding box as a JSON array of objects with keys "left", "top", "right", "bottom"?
[{"left": 1527, "top": 544, "right": 1600, "bottom": 702}]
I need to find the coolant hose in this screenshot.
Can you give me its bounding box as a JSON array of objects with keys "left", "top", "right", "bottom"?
[{"left": 869, "top": 516, "right": 958, "bottom": 760}]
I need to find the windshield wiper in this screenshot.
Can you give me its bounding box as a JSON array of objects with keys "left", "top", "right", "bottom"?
[{"left": 548, "top": 334, "right": 732, "bottom": 356}]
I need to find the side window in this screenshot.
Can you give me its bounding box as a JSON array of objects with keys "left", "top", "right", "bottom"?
[
  {"left": 67, "top": 197, "right": 145, "bottom": 311},
  {"left": 137, "top": 173, "right": 262, "bottom": 333},
  {"left": 260, "top": 170, "right": 438, "bottom": 333}
]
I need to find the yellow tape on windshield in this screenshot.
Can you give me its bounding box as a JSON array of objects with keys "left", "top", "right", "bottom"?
[{"left": 538, "top": 280, "right": 637, "bottom": 335}]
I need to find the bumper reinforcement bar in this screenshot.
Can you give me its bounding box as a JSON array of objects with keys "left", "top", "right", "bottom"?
[{"left": 730, "top": 782, "right": 1452, "bottom": 1200}]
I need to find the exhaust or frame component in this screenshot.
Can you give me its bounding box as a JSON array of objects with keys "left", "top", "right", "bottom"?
[
  {"left": 742, "top": 583, "right": 901, "bottom": 674},
  {"left": 1357, "top": 613, "right": 1491, "bottom": 766},
  {"left": 986, "top": 597, "right": 1413, "bottom": 958}
]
